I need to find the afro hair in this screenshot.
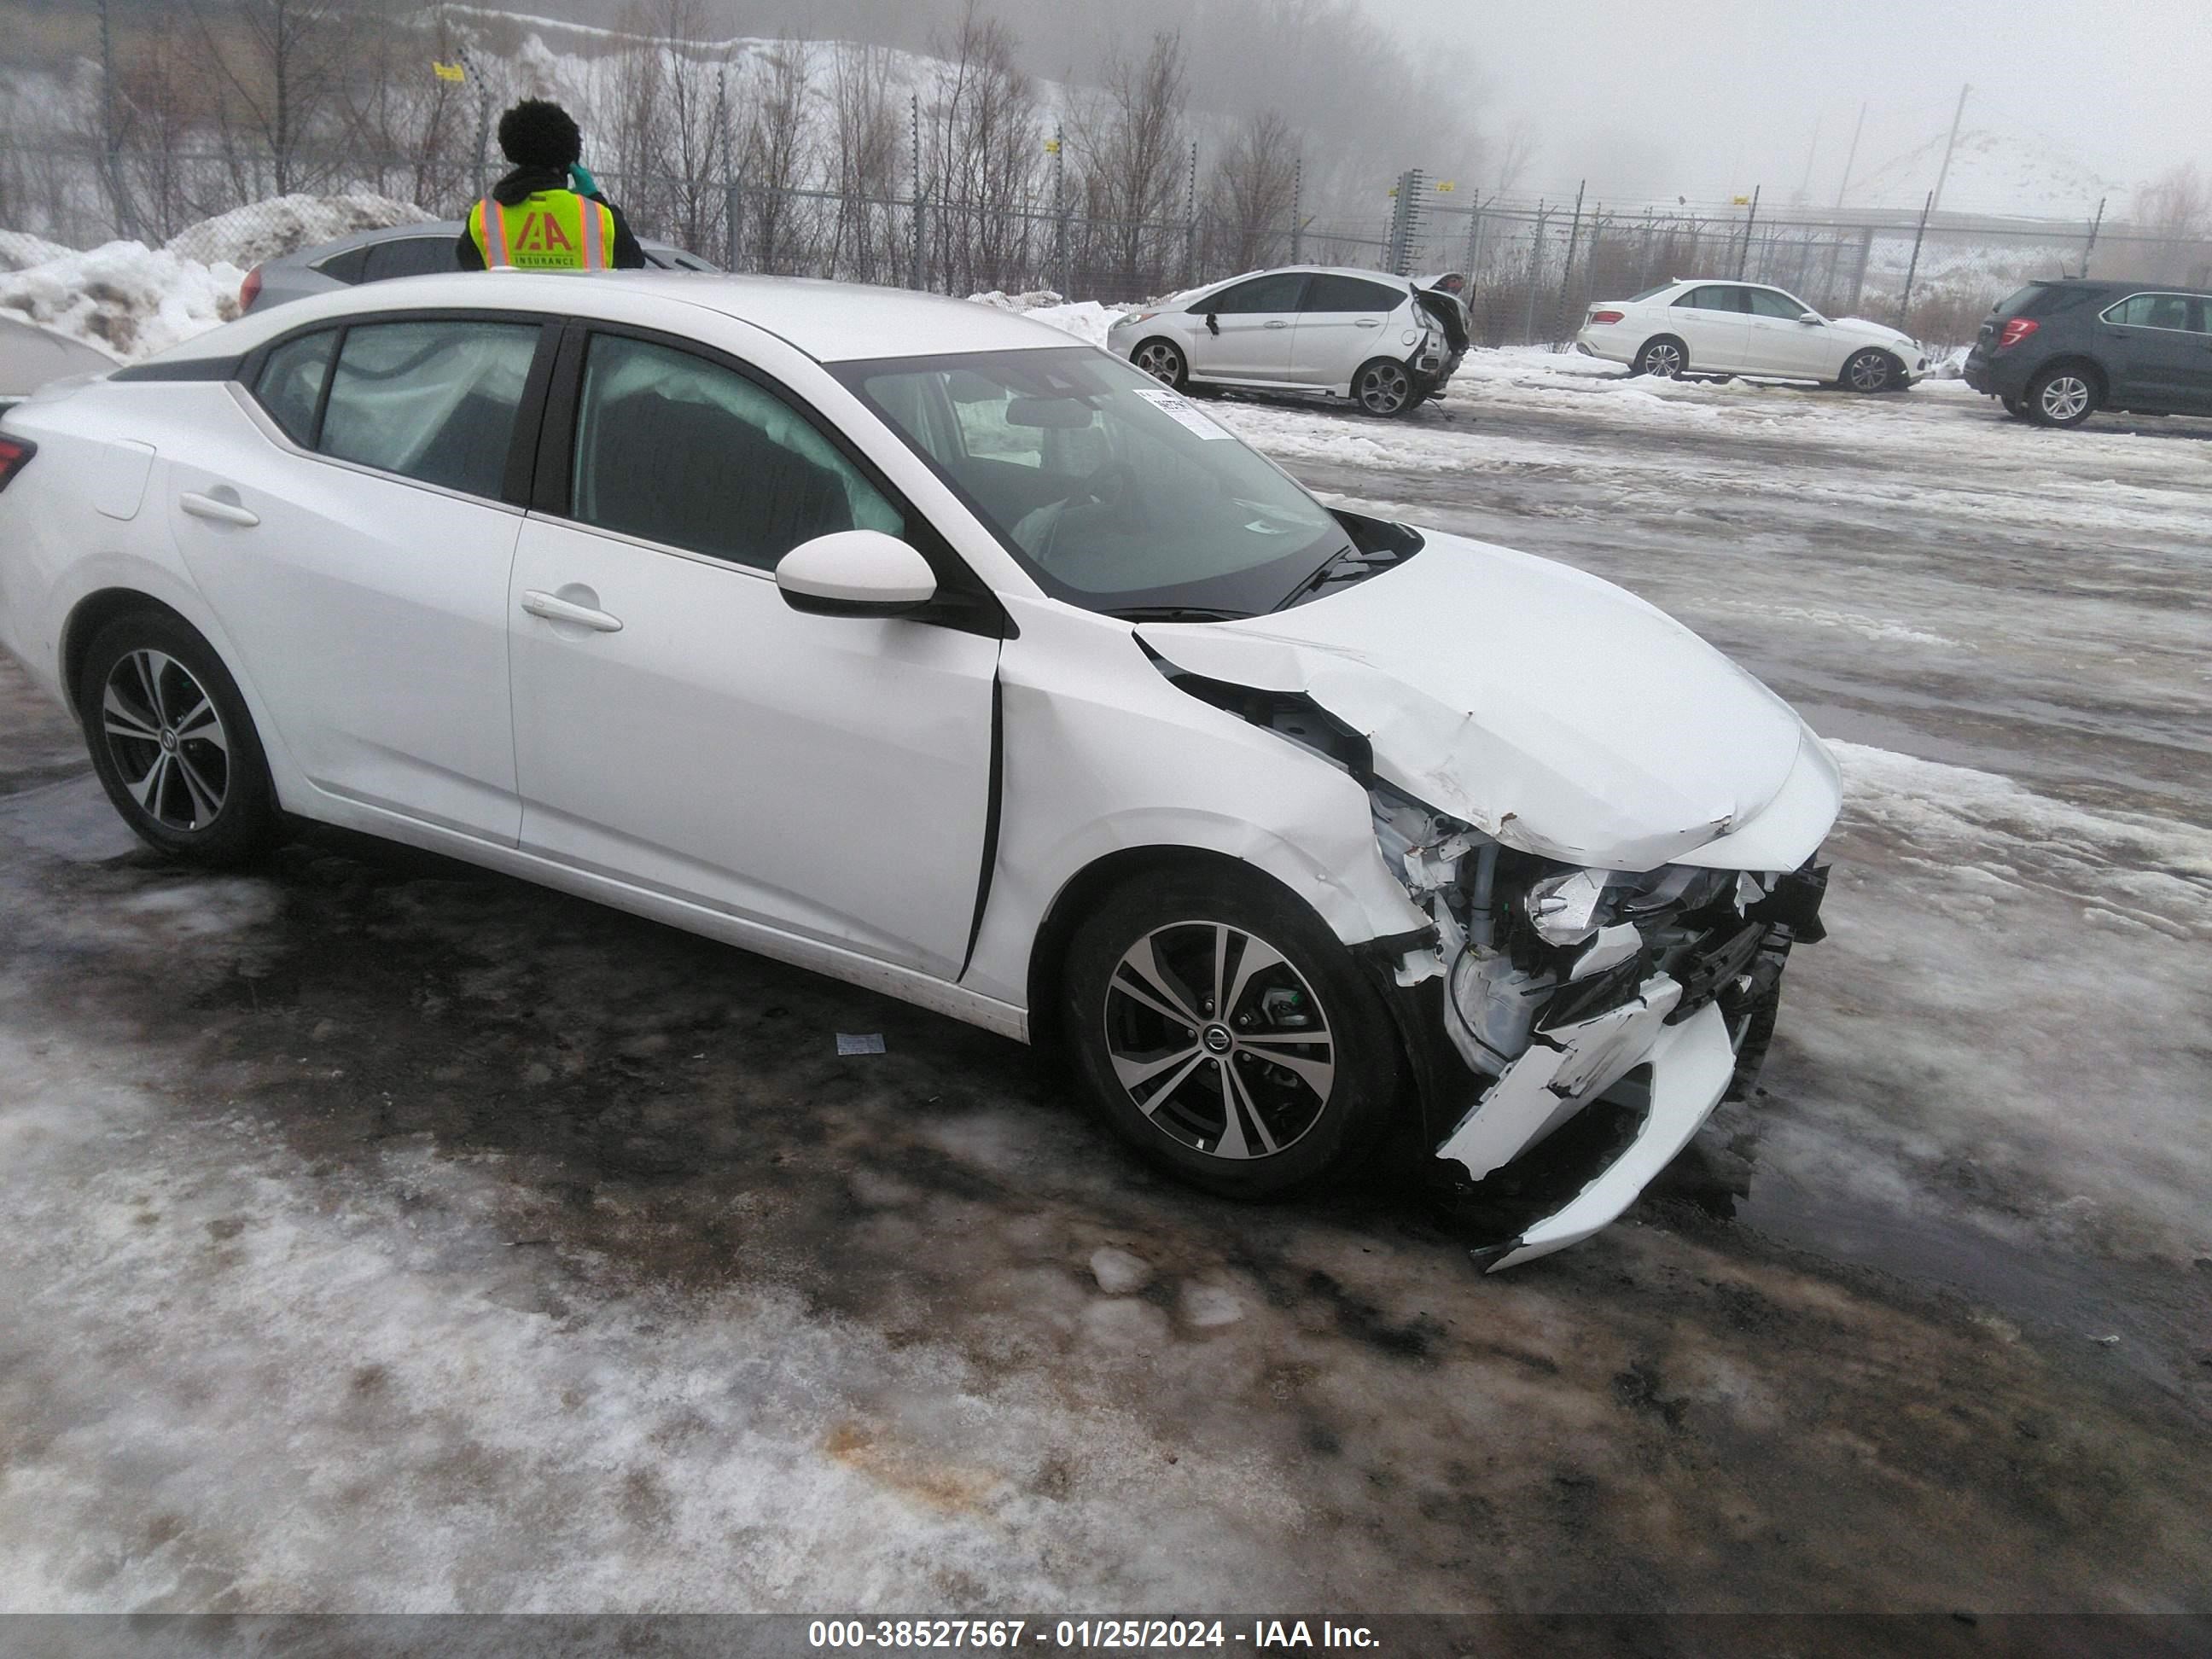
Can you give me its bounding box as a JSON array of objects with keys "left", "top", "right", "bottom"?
[{"left": 498, "top": 100, "right": 583, "bottom": 169}]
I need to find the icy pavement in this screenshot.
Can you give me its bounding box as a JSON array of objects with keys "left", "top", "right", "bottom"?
[{"left": 2, "top": 357, "right": 2209, "bottom": 1615}]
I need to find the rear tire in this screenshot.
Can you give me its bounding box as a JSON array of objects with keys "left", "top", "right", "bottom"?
[
  {"left": 1131, "top": 337, "right": 1188, "bottom": 389},
  {"left": 1062, "top": 869, "right": 1403, "bottom": 1198},
  {"left": 78, "top": 610, "right": 279, "bottom": 867},
  {"left": 2025, "top": 364, "right": 2098, "bottom": 428},
  {"left": 2000, "top": 393, "right": 2029, "bottom": 419},
  {"left": 1633, "top": 335, "right": 1687, "bottom": 379},
  {"left": 1352, "top": 357, "right": 1417, "bottom": 416}
]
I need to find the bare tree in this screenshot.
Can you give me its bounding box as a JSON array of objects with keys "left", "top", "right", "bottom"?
[
  {"left": 1490, "top": 116, "right": 1538, "bottom": 199},
  {"left": 329, "top": 3, "right": 472, "bottom": 212},
  {"left": 739, "top": 40, "right": 816, "bottom": 274},
  {"left": 922, "top": 3, "right": 1039, "bottom": 294},
  {"left": 2130, "top": 161, "right": 2212, "bottom": 282},
  {"left": 1074, "top": 29, "right": 1188, "bottom": 294},
  {"left": 828, "top": 44, "right": 899, "bottom": 282},
  {"left": 1207, "top": 109, "right": 1295, "bottom": 273},
  {"left": 188, "top": 0, "right": 347, "bottom": 199}
]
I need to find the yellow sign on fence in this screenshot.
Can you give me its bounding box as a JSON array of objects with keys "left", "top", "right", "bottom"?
[
  {"left": 1043, "top": 137, "right": 1060, "bottom": 154},
  {"left": 1436, "top": 180, "right": 1455, "bottom": 193},
  {"left": 433, "top": 61, "right": 468, "bottom": 83}
]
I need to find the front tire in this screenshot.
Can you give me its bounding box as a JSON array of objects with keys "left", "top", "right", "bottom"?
[
  {"left": 1062, "top": 870, "right": 1403, "bottom": 1197},
  {"left": 1633, "top": 335, "right": 1687, "bottom": 379},
  {"left": 2025, "top": 364, "right": 2098, "bottom": 428},
  {"left": 1842, "top": 348, "right": 1900, "bottom": 393},
  {"left": 1352, "top": 357, "right": 1417, "bottom": 416},
  {"left": 1131, "top": 337, "right": 1188, "bottom": 389},
  {"left": 78, "top": 610, "right": 279, "bottom": 866}
]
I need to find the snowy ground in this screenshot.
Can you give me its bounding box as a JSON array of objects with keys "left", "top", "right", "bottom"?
[{"left": 2, "top": 347, "right": 2209, "bottom": 1617}]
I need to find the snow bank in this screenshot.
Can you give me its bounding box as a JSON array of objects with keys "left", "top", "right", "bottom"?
[
  {"left": 967, "top": 288, "right": 1124, "bottom": 351},
  {"left": 0, "top": 242, "right": 243, "bottom": 361},
  {"left": 164, "top": 192, "right": 434, "bottom": 269}
]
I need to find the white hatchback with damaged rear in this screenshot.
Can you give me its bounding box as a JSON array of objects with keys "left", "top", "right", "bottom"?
[{"left": 0, "top": 271, "right": 1837, "bottom": 1270}]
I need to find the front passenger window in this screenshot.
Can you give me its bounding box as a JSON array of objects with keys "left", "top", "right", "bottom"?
[{"left": 568, "top": 334, "right": 903, "bottom": 571}]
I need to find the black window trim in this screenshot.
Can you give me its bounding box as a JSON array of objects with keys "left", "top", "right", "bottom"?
[
  {"left": 1301, "top": 274, "right": 1406, "bottom": 315},
  {"left": 1190, "top": 272, "right": 1313, "bottom": 316},
  {"left": 2098, "top": 291, "right": 2210, "bottom": 335},
  {"left": 234, "top": 306, "right": 564, "bottom": 511},
  {"left": 533, "top": 317, "right": 1010, "bottom": 639}
]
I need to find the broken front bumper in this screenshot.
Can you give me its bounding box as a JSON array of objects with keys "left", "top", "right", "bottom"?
[{"left": 1441, "top": 975, "right": 1738, "bottom": 1272}]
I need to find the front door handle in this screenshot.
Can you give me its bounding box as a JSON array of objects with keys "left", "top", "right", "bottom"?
[
  {"left": 1353, "top": 318, "right": 1380, "bottom": 328},
  {"left": 179, "top": 491, "right": 259, "bottom": 527},
  {"left": 1264, "top": 319, "right": 1289, "bottom": 329},
  {"left": 521, "top": 590, "right": 624, "bottom": 632}
]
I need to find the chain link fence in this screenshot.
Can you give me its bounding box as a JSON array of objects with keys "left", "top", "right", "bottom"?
[{"left": 8, "top": 131, "right": 2209, "bottom": 354}]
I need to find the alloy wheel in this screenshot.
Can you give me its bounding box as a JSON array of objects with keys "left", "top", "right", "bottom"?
[
  {"left": 1847, "top": 351, "right": 1893, "bottom": 393},
  {"left": 1102, "top": 921, "right": 1336, "bottom": 1161},
  {"left": 1642, "top": 341, "right": 1684, "bottom": 378},
  {"left": 100, "top": 649, "right": 230, "bottom": 831},
  {"left": 1357, "top": 361, "right": 1412, "bottom": 415},
  {"left": 2040, "top": 375, "right": 2091, "bottom": 422},
  {"left": 1134, "top": 341, "right": 1183, "bottom": 385}
]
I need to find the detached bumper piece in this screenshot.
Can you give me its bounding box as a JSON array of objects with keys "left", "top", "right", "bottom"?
[{"left": 1450, "top": 984, "right": 1738, "bottom": 1272}]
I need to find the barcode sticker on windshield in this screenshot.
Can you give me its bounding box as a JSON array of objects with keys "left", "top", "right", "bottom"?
[{"left": 1133, "top": 387, "right": 1234, "bottom": 439}]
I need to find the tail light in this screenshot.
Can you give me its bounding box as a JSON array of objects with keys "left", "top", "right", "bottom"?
[
  {"left": 0, "top": 434, "right": 37, "bottom": 492},
  {"left": 1997, "top": 317, "right": 2039, "bottom": 350},
  {"left": 239, "top": 264, "right": 264, "bottom": 311},
  {"left": 1588, "top": 309, "right": 1624, "bottom": 325}
]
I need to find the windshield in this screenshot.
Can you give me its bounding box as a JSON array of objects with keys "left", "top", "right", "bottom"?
[{"left": 833, "top": 346, "right": 1350, "bottom": 617}]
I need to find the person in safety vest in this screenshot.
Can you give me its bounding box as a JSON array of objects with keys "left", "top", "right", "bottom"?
[{"left": 456, "top": 99, "right": 645, "bottom": 272}]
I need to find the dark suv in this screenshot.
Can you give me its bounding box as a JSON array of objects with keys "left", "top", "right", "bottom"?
[{"left": 1963, "top": 278, "right": 2212, "bottom": 428}]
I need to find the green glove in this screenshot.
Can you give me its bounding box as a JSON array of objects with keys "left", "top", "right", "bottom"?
[{"left": 569, "top": 162, "right": 599, "bottom": 199}]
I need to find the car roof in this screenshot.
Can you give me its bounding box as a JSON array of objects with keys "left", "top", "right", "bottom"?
[
  {"left": 132, "top": 271, "right": 1088, "bottom": 366},
  {"left": 1203, "top": 265, "right": 1414, "bottom": 287}
]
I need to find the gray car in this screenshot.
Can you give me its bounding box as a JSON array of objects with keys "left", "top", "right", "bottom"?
[{"left": 239, "top": 219, "right": 719, "bottom": 312}]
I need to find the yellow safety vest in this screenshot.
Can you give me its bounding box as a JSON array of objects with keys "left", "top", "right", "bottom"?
[{"left": 469, "top": 189, "right": 615, "bottom": 271}]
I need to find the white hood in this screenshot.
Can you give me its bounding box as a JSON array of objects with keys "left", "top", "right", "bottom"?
[
  {"left": 1138, "top": 531, "right": 1828, "bottom": 871},
  {"left": 1826, "top": 314, "right": 1919, "bottom": 352}
]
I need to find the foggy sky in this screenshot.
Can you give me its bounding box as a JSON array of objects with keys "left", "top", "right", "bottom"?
[{"left": 1383, "top": 0, "right": 2211, "bottom": 207}]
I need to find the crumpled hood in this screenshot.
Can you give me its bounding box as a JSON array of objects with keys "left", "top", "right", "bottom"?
[{"left": 1138, "top": 530, "right": 1812, "bottom": 870}]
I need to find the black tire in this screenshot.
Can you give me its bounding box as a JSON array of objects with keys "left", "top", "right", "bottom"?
[
  {"left": 78, "top": 608, "right": 279, "bottom": 866},
  {"left": 1841, "top": 347, "right": 1900, "bottom": 394},
  {"left": 2025, "top": 363, "right": 2099, "bottom": 428},
  {"left": 1351, "top": 357, "right": 1417, "bottom": 417},
  {"left": 1632, "top": 335, "right": 1687, "bottom": 379},
  {"left": 2000, "top": 393, "right": 2029, "bottom": 419},
  {"left": 1062, "top": 868, "right": 1404, "bottom": 1198},
  {"left": 1130, "top": 336, "right": 1187, "bottom": 389}
]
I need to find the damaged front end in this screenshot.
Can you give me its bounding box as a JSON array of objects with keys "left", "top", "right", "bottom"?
[{"left": 1368, "top": 786, "right": 1829, "bottom": 1271}]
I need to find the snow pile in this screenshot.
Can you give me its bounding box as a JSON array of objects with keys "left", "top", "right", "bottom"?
[
  {"left": 164, "top": 192, "right": 435, "bottom": 269},
  {"left": 966, "top": 288, "right": 1124, "bottom": 350},
  {"left": 0, "top": 242, "right": 244, "bottom": 361},
  {"left": 0, "top": 231, "right": 73, "bottom": 275}
]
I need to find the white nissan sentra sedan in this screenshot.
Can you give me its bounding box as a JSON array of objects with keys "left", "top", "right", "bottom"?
[{"left": 0, "top": 272, "right": 1838, "bottom": 1268}]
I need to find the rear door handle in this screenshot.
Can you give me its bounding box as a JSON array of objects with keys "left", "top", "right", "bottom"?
[
  {"left": 1354, "top": 318, "right": 1379, "bottom": 328},
  {"left": 1264, "top": 319, "right": 1289, "bottom": 329},
  {"left": 521, "top": 590, "right": 624, "bottom": 632},
  {"left": 179, "top": 491, "right": 259, "bottom": 527}
]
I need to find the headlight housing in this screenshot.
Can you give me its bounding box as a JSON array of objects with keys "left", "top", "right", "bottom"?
[{"left": 1524, "top": 868, "right": 1607, "bottom": 945}]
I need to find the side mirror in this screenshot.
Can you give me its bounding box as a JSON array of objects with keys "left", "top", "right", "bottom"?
[
  {"left": 1798, "top": 311, "right": 1823, "bottom": 324},
  {"left": 1205, "top": 312, "right": 1220, "bottom": 335},
  {"left": 775, "top": 529, "right": 937, "bottom": 619}
]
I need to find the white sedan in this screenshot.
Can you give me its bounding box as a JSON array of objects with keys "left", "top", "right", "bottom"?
[
  {"left": 1106, "top": 265, "right": 1467, "bottom": 416},
  {"left": 1577, "top": 278, "right": 1930, "bottom": 392},
  {"left": 0, "top": 271, "right": 1838, "bottom": 1269}
]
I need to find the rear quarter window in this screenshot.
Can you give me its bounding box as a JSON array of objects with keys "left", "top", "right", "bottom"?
[{"left": 251, "top": 329, "right": 337, "bottom": 445}]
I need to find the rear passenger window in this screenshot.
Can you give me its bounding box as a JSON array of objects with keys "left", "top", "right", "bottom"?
[
  {"left": 362, "top": 237, "right": 457, "bottom": 282},
  {"left": 2104, "top": 293, "right": 2199, "bottom": 330},
  {"left": 1676, "top": 285, "right": 1738, "bottom": 311},
  {"left": 314, "top": 247, "right": 371, "bottom": 284},
  {"left": 253, "top": 329, "right": 336, "bottom": 446},
  {"left": 317, "top": 320, "right": 539, "bottom": 499},
  {"left": 568, "top": 333, "right": 902, "bottom": 570},
  {"left": 1303, "top": 276, "right": 1403, "bottom": 312}
]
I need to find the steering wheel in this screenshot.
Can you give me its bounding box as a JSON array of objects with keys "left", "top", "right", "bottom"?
[{"left": 1037, "top": 459, "right": 1149, "bottom": 565}]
